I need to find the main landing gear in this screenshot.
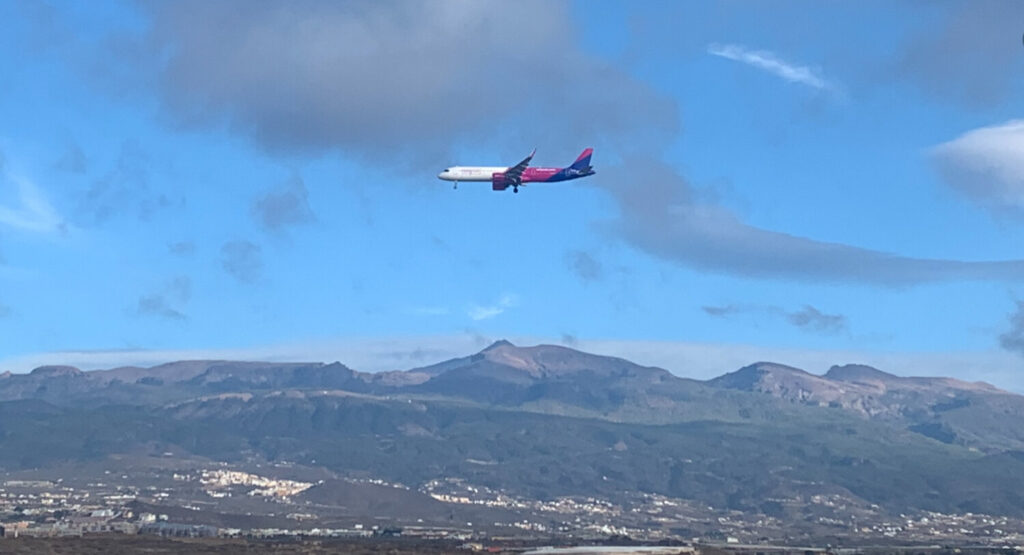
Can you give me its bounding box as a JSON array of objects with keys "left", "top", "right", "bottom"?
[{"left": 513, "top": 185, "right": 519, "bottom": 193}]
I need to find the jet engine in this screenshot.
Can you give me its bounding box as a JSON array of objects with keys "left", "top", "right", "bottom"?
[
  {"left": 491, "top": 172, "right": 510, "bottom": 191},
  {"left": 492, "top": 172, "right": 523, "bottom": 192}
]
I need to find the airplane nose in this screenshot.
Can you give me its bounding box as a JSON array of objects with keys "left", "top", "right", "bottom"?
[{"left": 438, "top": 171, "right": 447, "bottom": 180}]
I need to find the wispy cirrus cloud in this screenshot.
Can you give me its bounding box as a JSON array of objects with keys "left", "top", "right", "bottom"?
[
  {"left": 468, "top": 294, "right": 517, "bottom": 321},
  {"left": 0, "top": 172, "right": 63, "bottom": 234},
  {"left": 707, "top": 43, "right": 835, "bottom": 92}
]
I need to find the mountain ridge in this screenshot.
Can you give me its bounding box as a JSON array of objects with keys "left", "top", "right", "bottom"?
[
  {"left": 4, "top": 341, "right": 1024, "bottom": 520},
  {"left": 3, "top": 341, "right": 1021, "bottom": 450},
  {"left": 8, "top": 341, "right": 1007, "bottom": 393}
]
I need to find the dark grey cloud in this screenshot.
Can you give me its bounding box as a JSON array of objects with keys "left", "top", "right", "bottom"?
[
  {"left": 895, "top": 2, "right": 1024, "bottom": 108},
  {"left": 702, "top": 305, "right": 739, "bottom": 317},
  {"left": 54, "top": 144, "right": 87, "bottom": 174},
  {"left": 111, "top": 1, "right": 676, "bottom": 166},
  {"left": 168, "top": 240, "right": 195, "bottom": 257},
  {"left": 932, "top": 120, "right": 1024, "bottom": 218},
  {"left": 565, "top": 250, "right": 603, "bottom": 282},
  {"left": 136, "top": 294, "right": 185, "bottom": 320},
  {"left": 220, "top": 240, "right": 262, "bottom": 284},
  {"left": 702, "top": 303, "right": 847, "bottom": 335},
  {"left": 787, "top": 305, "right": 847, "bottom": 334},
  {"left": 78, "top": 140, "right": 175, "bottom": 224},
  {"left": 1001, "top": 301, "right": 1024, "bottom": 356},
  {"left": 136, "top": 275, "right": 191, "bottom": 320},
  {"left": 253, "top": 174, "right": 315, "bottom": 232},
  {"left": 598, "top": 159, "right": 1024, "bottom": 285}
]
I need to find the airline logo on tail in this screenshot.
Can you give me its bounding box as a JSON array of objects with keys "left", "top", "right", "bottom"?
[
  {"left": 570, "top": 148, "right": 594, "bottom": 171},
  {"left": 438, "top": 148, "right": 595, "bottom": 193},
  {"left": 559, "top": 148, "right": 595, "bottom": 178}
]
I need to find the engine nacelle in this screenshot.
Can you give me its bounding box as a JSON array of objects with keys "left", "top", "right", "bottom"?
[{"left": 491, "top": 172, "right": 510, "bottom": 191}]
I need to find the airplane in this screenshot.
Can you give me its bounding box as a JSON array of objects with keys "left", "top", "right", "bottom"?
[{"left": 438, "top": 148, "right": 595, "bottom": 193}]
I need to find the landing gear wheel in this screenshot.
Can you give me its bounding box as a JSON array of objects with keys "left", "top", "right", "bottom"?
[{"left": 513, "top": 186, "right": 519, "bottom": 193}]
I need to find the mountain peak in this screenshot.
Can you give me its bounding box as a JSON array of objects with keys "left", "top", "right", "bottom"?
[
  {"left": 482, "top": 339, "right": 515, "bottom": 352},
  {"left": 825, "top": 364, "right": 897, "bottom": 383},
  {"left": 707, "top": 362, "right": 861, "bottom": 407},
  {"left": 708, "top": 362, "right": 814, "bottom": 390}
]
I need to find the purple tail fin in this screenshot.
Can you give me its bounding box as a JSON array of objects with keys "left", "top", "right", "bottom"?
[{"left": 569, "top": 148, "right": 593, "bottom": 171}]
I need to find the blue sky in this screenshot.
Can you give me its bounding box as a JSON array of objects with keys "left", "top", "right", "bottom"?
[{"left": 2, "top": 1, "right": 1023, "bottom": 386}]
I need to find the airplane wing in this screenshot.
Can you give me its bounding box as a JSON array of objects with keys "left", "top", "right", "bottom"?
[{"left": 504, "top": 149, "right": 536, "bottom": 183}]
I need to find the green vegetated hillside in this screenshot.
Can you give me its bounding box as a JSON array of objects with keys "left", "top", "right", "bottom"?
[{"left": 2, "top": 341, "right": 1023, "bottom": 517}]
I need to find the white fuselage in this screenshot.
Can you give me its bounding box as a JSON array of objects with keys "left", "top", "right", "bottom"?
[{"left": 437, "top": 166, "right": 508, "bottom": 182}]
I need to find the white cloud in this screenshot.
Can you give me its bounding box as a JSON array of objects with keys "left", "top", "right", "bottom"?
[
  {"left": 708, "top": 43, "right": 834, "bottom": 91},
  {"left": 0, "top": 173, "right": 63, "bottom": 234},
  {"left": 933, "top": 120, "right": 1024, "bottom": 215},
  {"left": 468, "top": 293, "right": 517, "bottom": 321}
]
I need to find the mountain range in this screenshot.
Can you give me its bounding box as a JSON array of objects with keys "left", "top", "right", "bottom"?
[{"left": 3, "top": 340, "right": 1024, "bottom": 519}]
